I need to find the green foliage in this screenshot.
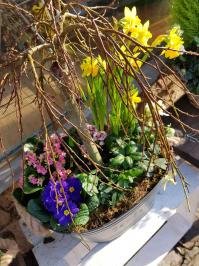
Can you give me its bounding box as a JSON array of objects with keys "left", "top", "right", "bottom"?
[
  {"left": 108, "top": 70, "right": 138, "bottom": 137},
  {"left": 87, "top": 194, "right": 100, "bottom": 212},
  {"left": 109, "top": 138, "right": 145, "bottom": 170},
  {"left": 99, "top": 183, "right": 124, "bottom": 206},
  {"left": 74, "top": 204, "right": 90, "bottom": 225},
  {"left": 174, "top": 38, "right": 199, "bottom": 94},
  {"left": 86, "top": 76, "right": 107, "bottom": 131},
  {"left": 27, "top": 199, "right": 51, "bottom": 222},
  {"left": 50, "top": 217, "right": 67, "bottom": 232},
  {"left": 76, "top": 171, "right": 98, "bottom": 196},
  {"left": 171, "top": 0, "right": 199, "bottom": 46}
]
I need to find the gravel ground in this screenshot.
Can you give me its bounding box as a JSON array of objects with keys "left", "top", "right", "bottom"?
[{"left": 159, "top": 219, "right": 199, "bottom": 266}]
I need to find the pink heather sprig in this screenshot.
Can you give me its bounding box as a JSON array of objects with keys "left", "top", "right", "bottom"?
[
  {"left": 87, "top": 124, "right": 107, "bottom": 145},
  {"left": 43, "top": 133, "right": 68, "bottom": 180},
  {"left": 25, "top": 151, "right": 47, "bottom": 175},
  {"left": 28, "top": 175, "right": 43, "bottom": 186}
]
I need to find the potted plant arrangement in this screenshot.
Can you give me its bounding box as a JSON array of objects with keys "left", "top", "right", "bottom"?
[
  {"left": 171, "top": 0, "right": 199, "bottom": 109},
  {"left": 1, "top": 2, "right": 187, "bottom": 243}
]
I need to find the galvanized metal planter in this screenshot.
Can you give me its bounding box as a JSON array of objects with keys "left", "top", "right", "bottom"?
[
  {"left": 71, "top": 181, "right": 161, "bottom": 242},
  {"left": 14, "top": 180, "right": 161, "bottom": 243}
]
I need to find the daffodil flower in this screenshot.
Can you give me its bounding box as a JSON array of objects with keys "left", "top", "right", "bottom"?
[
  {"left": 131, "top": 21, "right": 152, "bottom": 47},
  {"left": 81, "top": 57, "right": 99, "bottom": 77},
  {"left": 162, "top": 27, "right": 184, "bottom": 59},
  {"left": 119, "top": 46, "right": 143, "bottom": 69},
  {"left": 121, "top": 7, "right": 141, "bottom": 35},
  {"left": 81, "top": 56, "right": 106, "bottom": 78},
  {"left": 131, "top": 90, "right": 141, "bottom": 104}
]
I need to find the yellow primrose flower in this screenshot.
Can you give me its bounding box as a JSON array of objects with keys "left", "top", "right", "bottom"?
[
  {"left": 162, "top": 27, "right": 184, "bottom": 59},
  {"left": 81, "top": 57, "right": 99, "bottom": 77},
  {"left": 131, "top": 90, "right": 141, "bottom": 104},
  {"left": 121, "top": 7, "right": 141, "bottom": 35},
  {"left": 131, "top": 21, "right": 152, "bottom": 46}
]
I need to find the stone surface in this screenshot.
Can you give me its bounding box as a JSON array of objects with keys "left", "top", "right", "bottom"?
[
  {"left": 0, "top": 209, "right": 11, "bottom": 231},
  {"left": 160, "top": 219, "right": 199, "bottom": 266},
  {"left": 159, "top": 250, "right": 183, "bottom": 266}
]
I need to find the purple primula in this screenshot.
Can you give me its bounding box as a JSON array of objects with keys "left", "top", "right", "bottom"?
[
  {"left": 65, "top": 177, "right": 82, "bottom": 202},
  {"left": 54, "top": 201, "right": 79, "bottom": 226},
  {"left": 42, "top": 177, "right": 82, "bottom": 226}
]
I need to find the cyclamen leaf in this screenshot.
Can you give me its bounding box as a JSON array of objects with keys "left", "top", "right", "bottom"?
[
  {"left": 87, "top": 195, "right": 100, "bottom": 212},
  {"left": 123, "top": 156, "right": 133, "bottom": 169},
  {"left": 125, "top": 144, "right": 137, "bottom": 155},
  {"left": 110, "top": 154, "right": 125, "bottom": 167},
  {"left": 74, "top": 204, "right": 89, "bottom": 226},
  {"left": 131, "top": 152, "right": 142, "bottom": 161}
]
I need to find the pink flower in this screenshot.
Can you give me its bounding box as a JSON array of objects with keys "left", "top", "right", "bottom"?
[
  {"left": 28, "top": 175, "right": 38, "bottom": 185},
  {"left": 28, "top": 175, "right": 43, "bottom": 186},
  {"left": 55, "top": 161, "right": 63, "bottom": 171},
  {"left": 87, "top": 124, "right": 97, "bottom": 133},
  {"left": 93, "top": 131, "right": 107, "bottom": 142},
  {"left": 36, "top": 164, "right": 47, "bottom": 175},
  {"left": 59, "top": 169, "right": 67, "bottom": 180}
]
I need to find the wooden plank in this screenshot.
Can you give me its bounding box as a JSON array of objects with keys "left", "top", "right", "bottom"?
[{"left": 164, "top": 95, "right": 199, "bottom": 168}]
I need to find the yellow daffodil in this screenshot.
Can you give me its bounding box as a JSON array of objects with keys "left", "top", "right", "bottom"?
[
  {"left": 162, "top": 27, "right": 184, "bottom": 59},
  {"left": 81, "top": 57, "right": 99, "bottom": 77},
  {"left": 131, "top": 90, "right": 141, "bottom": 104},
  {"left": 131, "top": 21, "right": 152, "bottom": 47},
  {"left": 121, "top": 7, "right": 141, "bottom": 35},
  {"left": 151, "top": 35, "right": 166, "bottom": 47},
  {"left": 119, "top": 46, "right": 143, "bottom": 69},
  {"left": 81, "top": 55, "right": 106, "bottom": 77}
]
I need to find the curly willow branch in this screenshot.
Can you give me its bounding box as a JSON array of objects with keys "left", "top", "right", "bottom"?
[{"left": 1, "top": 2, "right": 199, "bottom": 202}]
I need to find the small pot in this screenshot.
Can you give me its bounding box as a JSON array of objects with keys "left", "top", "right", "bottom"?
[
  {"left": 187, "top": 93, "right": 199, "bottom": 109},
  {"left": 71, "top": 181, "right": 161, "bottom": 242}
]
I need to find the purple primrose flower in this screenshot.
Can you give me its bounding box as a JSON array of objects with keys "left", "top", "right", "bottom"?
[
  {"left": 42, "top": 177, "right": 82, "bottom": 226},
  {"left": 54, "top": 201, "right": 79, "bottom": 226}
]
